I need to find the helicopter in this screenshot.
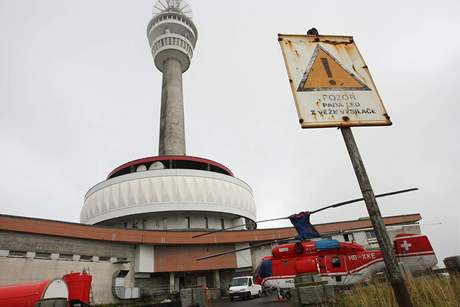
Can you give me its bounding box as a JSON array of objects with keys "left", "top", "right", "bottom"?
[
  {"left": 254, "top": 232, "right": 436, "bottom": 290},
  {"left": 194, "top": 188, "right": 438, "bottom": 298}
]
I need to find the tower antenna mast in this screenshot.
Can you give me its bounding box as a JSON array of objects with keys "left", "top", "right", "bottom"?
[{"left": 147, "top": 0, "right": 198, "bottom": 155}]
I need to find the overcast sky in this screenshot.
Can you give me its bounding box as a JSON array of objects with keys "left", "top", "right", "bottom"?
[{"left": 1, "top": 0, "right": 459, "bottom": 262}]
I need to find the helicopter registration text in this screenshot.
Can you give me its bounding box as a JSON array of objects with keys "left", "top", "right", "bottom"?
[{"left": 347, "top": 253, "right": 377, "bottom": 261}]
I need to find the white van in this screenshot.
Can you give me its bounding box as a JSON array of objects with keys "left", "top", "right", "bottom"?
[{"left": 228, "top": 276, "right": 262, "bottom": 301}]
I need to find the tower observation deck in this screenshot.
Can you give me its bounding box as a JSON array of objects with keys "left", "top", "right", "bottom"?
[{"left": 81, "top": 1, "right": 256, "bottom": 231}]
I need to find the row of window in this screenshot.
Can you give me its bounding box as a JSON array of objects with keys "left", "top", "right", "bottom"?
[
  {"left": 123, "top": 216, "right": 226, "bottom": 230},
  {"left": 323, "top": 231, "right": 375, "bottom": 242},
  {"left": 154, "top": 13, "right": 194, "bottom": 30},
  {"left": 4, "top": 250, "right": 126, "bottom": 262},
  {"left": 152, "top": 36, "right": 193, "bottom": 58},
  {"left": 184, "top": 216, "right": 224, "bottom": 230}
]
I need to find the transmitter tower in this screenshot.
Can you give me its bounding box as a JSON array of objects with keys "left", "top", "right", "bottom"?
[
  {"left": 81, "top": 1, "right": 256, "bottom": 232},
  {"left": 147, "top": 0, "right": 198, "bottom": 155}
]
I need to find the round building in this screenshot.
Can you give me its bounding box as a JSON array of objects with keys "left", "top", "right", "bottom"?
[{"left": 81, "top": 156, "right": 256, "bottom": 231}]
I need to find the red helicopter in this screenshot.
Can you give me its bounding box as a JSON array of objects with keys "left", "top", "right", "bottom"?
[
  {"left": 195, "top": 188, "right": 437, "bottom": 296},
  {"left": 255, "top": 233, "right": 436, "bottom": 290}
]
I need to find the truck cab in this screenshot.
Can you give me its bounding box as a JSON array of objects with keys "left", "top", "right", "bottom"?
[{"left": 228, "top": 276, "right": 262, "bottom": 301}]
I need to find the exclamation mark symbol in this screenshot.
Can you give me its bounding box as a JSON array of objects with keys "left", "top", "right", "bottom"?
[{"left": 320, "top": 57, "right": 336, "bottom": 86}]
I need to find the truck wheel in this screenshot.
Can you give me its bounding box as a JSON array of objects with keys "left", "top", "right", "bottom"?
[{"left": 230, "top": 297, "right": 234, "bottom": 301}]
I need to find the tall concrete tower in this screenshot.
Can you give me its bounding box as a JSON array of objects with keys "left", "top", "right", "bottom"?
[
  {"left": 147, "top": 0, "right": 198, "bottom": 155},
  {"left": 81, "top": 1, "right": 256, "bottom": 233}
]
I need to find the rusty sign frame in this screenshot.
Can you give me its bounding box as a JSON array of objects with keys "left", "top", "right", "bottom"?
[{"left": 278, "top": 34, "right": 392, "bottom": 129}]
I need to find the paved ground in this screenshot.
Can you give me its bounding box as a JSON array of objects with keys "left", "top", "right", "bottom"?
[{"left": 208, "top": 295, "right": 298, "bottom": 307}]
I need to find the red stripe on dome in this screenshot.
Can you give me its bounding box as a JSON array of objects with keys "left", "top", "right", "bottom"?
[{"left": 107, "top": 155, "right": 233, "bottom": 179}]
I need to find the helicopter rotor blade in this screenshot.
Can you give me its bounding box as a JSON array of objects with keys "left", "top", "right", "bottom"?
[
  {"left": 195, "top": 236, "right": 295, "bottom": 261},
  {"left": 192, "top": 217, "right": 287, "bottom": 238},
  {"left": 310, "top": 187, "right": 418, "bottom": 214},
  {"left": 192, "top": 187, "right": 418, "bottom": 239}
]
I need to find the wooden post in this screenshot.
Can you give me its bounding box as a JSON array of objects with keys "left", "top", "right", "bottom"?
[{"left": 340, "top": 127, "right": 413, "bottom": 307}]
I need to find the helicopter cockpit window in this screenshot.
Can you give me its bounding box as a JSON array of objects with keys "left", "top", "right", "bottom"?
[{"left": 331, "top": 256, "right": 341, "bottom": 267}]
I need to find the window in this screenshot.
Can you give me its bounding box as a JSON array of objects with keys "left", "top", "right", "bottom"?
[
  {"left": 366, "top": 230, "right": 376, "bottom": 239},
  {"left": 59, "top": 253, "right": 73, "bottom": 261},
  {"left": 204, "top": 217, "right": 209, "bottom": 229},
  {"left": 80, "top": 255, "right": 93, "bottom": 262},
  {"left": 230, "top": 278, "right": 249, "bottom": 287},
  {"left": 9, "top": 250, "right": 26, "bottom": 258},
  {"left": 35, "top": 252, "right": 51, "bottom": 259},
  {"left": 344, "top": 233, "right": 354, "bottom": 242},
  {"left": 185, "top": 217, "right": 191, "bottom": 229},
  {"left": 331, "top": 256, "right": 341, "bottom": 268},
  {"left": 220, "top": 218, "right": 225, "bottom": 230}
]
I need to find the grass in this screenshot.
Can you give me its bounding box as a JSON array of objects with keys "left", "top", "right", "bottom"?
[{"left": 337, "top": 275, "right": 460, "bottom": 307}]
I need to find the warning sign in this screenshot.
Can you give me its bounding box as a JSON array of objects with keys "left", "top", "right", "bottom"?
[
  {"left": 298, "top": 46, "right": 370, "bottom": 92},
  {"left": 278, "top": 34, "right": 391, "bottom": 128}
]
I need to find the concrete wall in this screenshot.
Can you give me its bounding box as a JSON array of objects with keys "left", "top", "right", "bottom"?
[
  {"left": 0, "top": 231, "right": 135, "bottom": 258},
  {"left": 235, "top": 243, "right": 252, "bottom": 268},
  {"left": 0, "top": 231, "right": 136, "bottom": 305},
  {"left": 135, "top": 244, "right": 155, "bottom": 273}
]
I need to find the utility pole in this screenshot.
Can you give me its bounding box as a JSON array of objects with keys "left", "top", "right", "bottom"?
[{"left": 341, "top": 127, "right": 413, "bottom": 307}]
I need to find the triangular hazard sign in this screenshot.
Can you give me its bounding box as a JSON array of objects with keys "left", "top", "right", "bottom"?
[{"left": 297, "top": 45, "right": 370, "bottom": 92}]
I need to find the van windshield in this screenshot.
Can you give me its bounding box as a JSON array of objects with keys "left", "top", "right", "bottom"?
[{"left": 230, "top": 277, "right": 249, "bottom": 286}]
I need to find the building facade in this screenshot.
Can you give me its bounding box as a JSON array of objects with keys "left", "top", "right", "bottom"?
[{"left": 0, "top": 213, "right": 422, "bottom": 304}]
